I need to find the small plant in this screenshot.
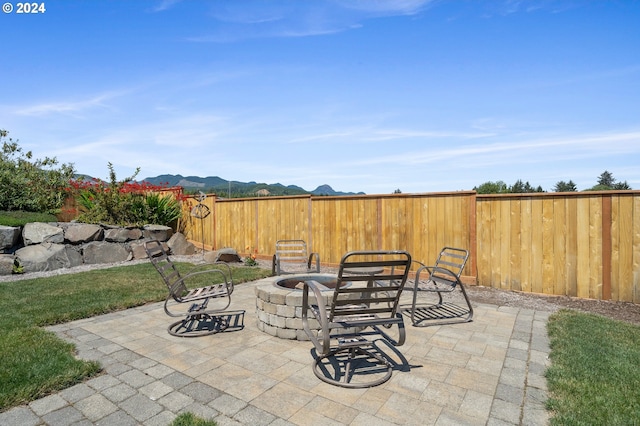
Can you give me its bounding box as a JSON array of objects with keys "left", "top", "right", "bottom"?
[
  {"left": 12, "top": 259, "right": 23, "bottom": 274},
  {"left": 244, "top": 245, "right": 258, "bottom": 266},
  {"left": 170, "top": 412, "right": 217, "bottom": 426}
]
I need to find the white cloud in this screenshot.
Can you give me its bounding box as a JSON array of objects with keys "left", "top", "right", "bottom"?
[
  {"left": 13, "top": 91, "right": 128, "bottom": 117},
  {"left": 150, "top": 0, "right": 183, "bottom": 13},
  {"left": 189, "top": 0, "right": 434, "bottom": 42}
]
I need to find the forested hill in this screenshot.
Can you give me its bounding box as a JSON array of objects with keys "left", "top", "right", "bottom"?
[{"left": 141, "top": 174, "right": 365, "bottom": 197}]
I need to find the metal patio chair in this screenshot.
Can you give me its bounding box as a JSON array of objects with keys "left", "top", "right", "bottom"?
[
  {"left": 272, "top": 239, "right": 320, "bottom": 275},
  {"left": 145, "top": 240, "right": 234, "bottom": 337},
  {"left": 302, "top": 250, "right": 412, "bottom": 388},
  {"left": 409, "top": 247, "right": 473, "bottom": 327}
]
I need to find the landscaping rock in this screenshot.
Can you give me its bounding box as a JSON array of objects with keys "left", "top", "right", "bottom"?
[
  {"left": 15, "top": 243, "right": 83, "bottom": 272},
  {"left": 63, "top": 223, "right": 104, "bottom": 244},
  {"left": 104, "top": 227, "right": 143, "bottom": 242},
  {"left": 23, "top": 222, "right": 64, "bottom": 245},
  {"left": 143, "top": 225, "right": 173, "bottom": 242},
  {"left": 128, "top": 240, "right": 149, "bottom": 259},
  {"left": 83, "top": 241, "right": 131, "bottom": 264},
  {"left": 167, "top": 233, "right": 196, "bottom": 255},
  {"left": 0, "top": 225, "right": 21, "bottom": 251},
  {"left": 0, "top": 255, "right": 15, "bottom": 275},
  {"left": 64, "top": 245, "right": 84, "bottom": 267},
  {"left": 205, "top": 247, "right": 242, "bottom": 263}
]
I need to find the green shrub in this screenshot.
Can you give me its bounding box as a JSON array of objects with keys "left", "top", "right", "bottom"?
[
  {"left": 0, "top": 130, "right": 75, "bottom": 213},
  {"left": 72, "top": 163, "right": 184, "bottom": 228}
]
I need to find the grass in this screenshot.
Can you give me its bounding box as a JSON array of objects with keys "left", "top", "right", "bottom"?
[
  {"left": 171, "top": 412, "right": 218, "bottom": 426},
  {"left": 546, "top": 309, "right": 640, "bottom": 425},
  {"left": 0, "top": 210, "right": 58, "bottom": 227},
  {"left": 0, "top": 262, "right": 271, "bottom": 411}
]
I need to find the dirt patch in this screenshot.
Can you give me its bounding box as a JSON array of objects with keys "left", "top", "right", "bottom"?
[{"left": 467, "top": 285, "right": 640, "bottom": 325}]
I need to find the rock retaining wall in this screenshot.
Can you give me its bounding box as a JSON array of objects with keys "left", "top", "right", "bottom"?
[{"left": 0, "top": 222, "right": 196, "bottom": 275}]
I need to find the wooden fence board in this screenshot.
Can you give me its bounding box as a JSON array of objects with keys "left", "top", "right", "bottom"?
[
  {"left": 553, "top": 198, "right": 567, "bottom": 296},
  {"left": 616, "top": 195, "right": 633, "bottom": 302},
  {"left": 576, "top": 197, "right": 591, "bottom": 299},
  {"left": 590, "top": 197, "right": 603, "bottom": 299},
  {"left": 510, "top": 199, "right": 522, "bottom": 291},
  {"left": 530, "top": 198, "right": 544, "bottom": 294},
  {"left": 634, "top": 196, "right": 640, "bottom": 304},
  {"left": 520, "top": 198, "right": 532, "bottom": 293},
  {"left": 542, "top": 198, "right": 554, "bottom": 294},
  {"left": 566, "top": 197, "right": 578, "bottom": 297}
]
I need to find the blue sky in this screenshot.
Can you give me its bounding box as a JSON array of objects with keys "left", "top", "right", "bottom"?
[{"left": 1, "top": 0, "right": 639, "bottom": 194}]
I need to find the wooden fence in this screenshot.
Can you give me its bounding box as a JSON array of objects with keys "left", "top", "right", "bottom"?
[{"left": 182, "top": 191, "right": 640, "bottom": 303}]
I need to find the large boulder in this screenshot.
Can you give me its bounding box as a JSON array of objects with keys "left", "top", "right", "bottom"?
[
  {"left": 63, "top": 223, "right": 104, "bottom": 244},
  {"left": 104, "top": 227, "right": 143, "bottom": 243},
  {"left": 0, "top": 225, "right": 21, "bottom": 251},
  {"left": 128, "top": 239, "right": 168, "bottom": 259},
  {"left": 15, "top": 243, "right": 83, "bottom": 272},
  {"left": 23, "top": 222, "right": 64, "bottom": 245},
  {"left": 0, "top": 255, "right": 15, "bottom": 275},
  {"left": 83, "top": 241, "right": 131, "bottom": 264},
  {"left": 143, "top": 225, "right": 173, "bottom": 242},
  {"left": 204, "top": 247, "right": 242, "bottom": 263},
  {"left": 167, "top": 233, "right": 196, "bottom": 255}
]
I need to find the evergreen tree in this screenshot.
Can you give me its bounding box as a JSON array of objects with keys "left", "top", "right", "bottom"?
[{"left": 554, "top": 180, "right": 578, "bottom": 192}]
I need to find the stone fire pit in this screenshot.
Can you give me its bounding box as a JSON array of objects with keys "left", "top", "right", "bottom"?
[{"left": 255, "top": 274, "right": 344, "bottom": 340}]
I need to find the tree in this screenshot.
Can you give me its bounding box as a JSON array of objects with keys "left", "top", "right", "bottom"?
[
  {"left": 0, "top": 130, "right": 75, "bottom": 212},
  {"left": 587, "top": 171, "right": 632, "bottom": 191},
  {"left": 474, "top": 180, "right": 544, "bottom": 194},
  {"left": 553, "top": 180, "right": 578, "bottom": 192},
  {"left": 597, "top": 171, "right": 615, "bottom": 187},
  {"left": 474, "top": 181, "right": 509, "bottom": 194},
  {"left": 509, "top": 180, "right": 544, "bottom": 194}
]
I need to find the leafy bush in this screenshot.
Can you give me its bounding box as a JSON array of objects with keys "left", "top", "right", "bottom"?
[
  {"left": 70, "top": 163, "right": 184, "bottom": 228},
  {"left": 0, "top": 130, "right": 75, "bottom": 213}
]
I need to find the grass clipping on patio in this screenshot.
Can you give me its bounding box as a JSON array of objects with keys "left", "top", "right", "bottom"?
[
  {"left": 0, "top": 262, "right": 271, "bottom": 412},
  {"left": 546, "top": 309, "right": 640, "bottom": 425}
]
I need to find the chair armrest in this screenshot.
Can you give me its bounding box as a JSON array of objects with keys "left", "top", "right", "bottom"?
[
  {"left": 302, "top": 280, "right": 331, "bottom": 355},
  {"left": 414, "top": 265, "right": 460, "bottom": 289},
  {"left": 308, "top": 252, "right": 320, "bottom": 273}
]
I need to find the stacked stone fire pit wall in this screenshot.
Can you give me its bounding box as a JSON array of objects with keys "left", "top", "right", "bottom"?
[{"left": 0, "top": 222, "right": 196, "bottom": 275}]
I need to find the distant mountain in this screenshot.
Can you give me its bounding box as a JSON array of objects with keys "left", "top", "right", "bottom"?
[
  {"left": 141, "top": 174, "right": 364, "bottom": 197},
  {"left": 311, "top": 184, "right": 363, "bottom": 196}
]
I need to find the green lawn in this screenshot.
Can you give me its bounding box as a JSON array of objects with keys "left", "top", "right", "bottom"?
[
  {"left": 0, "top": 262, "right": 271, "bottom": 411},
  {"left": 0, "top": 210, "right": 58, "bottom": 227},
  {"left": 546, "top": 310, "right": 640, "bottom": 425}
]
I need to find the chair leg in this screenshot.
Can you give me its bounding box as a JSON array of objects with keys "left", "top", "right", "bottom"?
[
  {"left": 312, "top": 346, "right": 393, "bottom": 388},
  {"left": 167, "top": 313, "right": 229, "bottom": 337}
]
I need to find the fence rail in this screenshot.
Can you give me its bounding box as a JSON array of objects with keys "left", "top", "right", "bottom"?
[{"left": 181, "top": 190, "right": 640, "bottom": 303}]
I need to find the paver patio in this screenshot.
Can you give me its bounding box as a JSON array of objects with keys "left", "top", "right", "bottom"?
[{"left": 0, "top": 276, "right": 551, "bottom": 425}]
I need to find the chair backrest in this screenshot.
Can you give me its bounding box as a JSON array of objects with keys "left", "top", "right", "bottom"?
[
  {"left": 431, "top": 247, "right": 469, "bottom": 285},
  {"left": 275, "top": 239, "right": 309, "bottom": 263},
  {"left": 330, "top": 251, "right": 412, "bottom": 322},
  {"left": 144, "top": 240, "right": 187, "bottom": 300}
]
